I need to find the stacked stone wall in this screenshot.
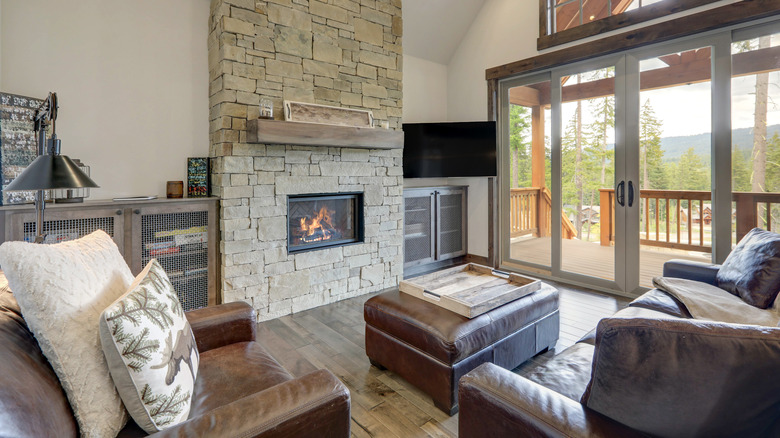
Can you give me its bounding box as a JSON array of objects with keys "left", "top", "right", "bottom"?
[{"left": 208, "top": 0, "right": 403, "bottom": 320}]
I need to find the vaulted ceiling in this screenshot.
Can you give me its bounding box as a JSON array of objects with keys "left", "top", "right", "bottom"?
[{"left": 403, "top": 0, "right": 488, "bottom": 65}]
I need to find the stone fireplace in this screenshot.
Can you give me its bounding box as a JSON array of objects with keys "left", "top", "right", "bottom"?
[{"left": 208, "top": 0, "right": 403, "bottom": 320}]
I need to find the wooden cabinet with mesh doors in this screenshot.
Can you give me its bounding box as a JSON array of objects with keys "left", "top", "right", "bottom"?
[{"left": 0, "top": 197, "right": 219, "bottom": 311}]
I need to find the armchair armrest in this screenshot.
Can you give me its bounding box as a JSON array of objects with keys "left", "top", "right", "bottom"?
[
  {"left": 152, "top": 369, "right": 350, "bottom": 438},
  {"left": 458, "top": 363, "right": 644, "bottom": 438},
  {"left": 662, "top": 259, "right": 720, "bottom": 286},
  {"left": 185, "top": 302, "right": 256, "bottom": 353}
]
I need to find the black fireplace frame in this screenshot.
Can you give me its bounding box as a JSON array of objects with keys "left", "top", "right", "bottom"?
[{"left": 287, "top": 192, "right": 364, "bottom": 254}]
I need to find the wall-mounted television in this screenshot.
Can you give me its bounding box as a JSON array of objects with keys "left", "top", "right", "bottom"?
[{"left": 403, "top": 121, "right": 497, "bottom": 178}]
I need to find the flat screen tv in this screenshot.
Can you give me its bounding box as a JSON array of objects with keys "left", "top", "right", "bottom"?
[{"left": 403, "top": 121, "right": 497, "bottom": 178}]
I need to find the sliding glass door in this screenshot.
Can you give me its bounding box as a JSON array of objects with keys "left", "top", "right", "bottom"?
[
  {"left": 500, "top": 57, "right": 628, "bottom": 293},
  {"left": 555, "top": 62, "right": 621, "bottom": 287},
  {"left": 499, "top": 19, "right": 780, "bottom": 296}
]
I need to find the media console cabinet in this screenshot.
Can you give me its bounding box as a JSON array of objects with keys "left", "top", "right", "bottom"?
[
  {"left": 403, "top": 186, "right": 467, "bottom": 277},
  {"left": 0, "top": 197, "right": 219, "bottom": 311}
]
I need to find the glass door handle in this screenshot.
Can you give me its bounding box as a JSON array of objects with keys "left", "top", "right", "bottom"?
[
  {"left": 628, "top": 181, "right": 634, "bottom": 207},
  {"left": 616, "top": 181, "right": 625, "bottom": 207}
]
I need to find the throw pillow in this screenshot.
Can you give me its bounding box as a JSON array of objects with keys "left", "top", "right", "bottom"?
[
  {"left": 581, "top": 317, "right": 780, "bottom": 437},
  {"left": 100, "top": 259, "right": 199, "bottom": 433},
  {"left": 0, "top": 230, "right": 133, "bottom": 438},
  {"left": 716, "top": 227, "right": 780, "bottom": 308}
]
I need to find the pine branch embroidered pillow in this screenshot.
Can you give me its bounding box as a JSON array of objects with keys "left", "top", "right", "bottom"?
[{"left": 100, "top": 259, "right": 200, "bottom": 433}]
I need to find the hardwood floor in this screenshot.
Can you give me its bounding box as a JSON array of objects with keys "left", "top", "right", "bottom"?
[{"left": 256, "top": 281, "right": 630, "bottom": 438}]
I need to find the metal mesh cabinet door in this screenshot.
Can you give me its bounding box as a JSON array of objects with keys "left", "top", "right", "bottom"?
[
  {"left": 130, "top": 201, "right": 217, "bottom": 311},
  {"left": 403, "top": 189, "right": 436, "bottom": 269},
  {"left": 6, "top": 207, "right": 125, "bottom": 253},
  {"left": 437, "top": 187, "right": 467, "bottom": 260}
]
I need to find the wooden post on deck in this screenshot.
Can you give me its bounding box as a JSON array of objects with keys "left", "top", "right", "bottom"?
[
  {"left": 532, "top": 106, "right": 547, "bottom": 237},
  {"left": 600, "top": 189, "right": 612, "bottom": 246},
  {"left": 734, "top": 192, "right": 756, "bottom": 242}
]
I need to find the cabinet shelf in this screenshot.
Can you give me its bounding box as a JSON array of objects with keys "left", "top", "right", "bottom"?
[{"left": 143, "top": 248, "right": 208, "bottom": 261}]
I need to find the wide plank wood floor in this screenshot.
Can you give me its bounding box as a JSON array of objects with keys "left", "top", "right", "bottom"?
[{"left": 256, "top": 280, "right": 630, "bottom": 438}]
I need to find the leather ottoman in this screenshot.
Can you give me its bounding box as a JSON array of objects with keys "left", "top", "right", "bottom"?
[{"left": 363, "top": 283, "right": 559, "bottom": 415}]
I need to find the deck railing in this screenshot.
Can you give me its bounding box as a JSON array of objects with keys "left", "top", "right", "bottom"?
[
  {"left": 510, "top": 187, "right": 577, "bottom": 239},
  {"left": 510, "top": 187, "right": 539, "bottom": 237},
  {"left": 597, "top": 189, "right": 780, "bottom": 251}
]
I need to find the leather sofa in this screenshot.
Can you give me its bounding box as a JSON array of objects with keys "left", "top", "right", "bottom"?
[
  {"left": 458, "top": 260, "right": 780, "bottom": 438},
  {"left": 0, "top": 277, "right": 351, "bottom": 437}
]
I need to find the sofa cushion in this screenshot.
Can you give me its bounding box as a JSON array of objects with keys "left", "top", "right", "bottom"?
[
  {"left": 189, "top": 341, "right": 293, "bottom": 416},
  {"left": 716, "top": 227, "right": 780, "bottom": 308},
  {"left": 629, "top": 288, "right": 692, "bottom": 318},
  {"left": 0, "top": 230, "right": 133, "bottom": 438},
  {"left": 581, "top": 317, "right": 780, "bottom": 438},
  {"left": 100, "top": 259, "right": 200, "bottom": 433},
  {"left": 524, "top": 343, "right": 594, "bottom": 401}
]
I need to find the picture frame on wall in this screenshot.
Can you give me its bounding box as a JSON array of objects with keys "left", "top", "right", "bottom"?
[
  {"left": 187, "top": 157, "right": 210, "bottom": 198},
  {"left": 0, "top": 93, "right": 45, "bottom": 205}
]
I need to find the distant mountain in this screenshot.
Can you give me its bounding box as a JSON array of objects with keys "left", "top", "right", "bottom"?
[{"left": 660, "top": 124, "right": 780, "bottom": 161}]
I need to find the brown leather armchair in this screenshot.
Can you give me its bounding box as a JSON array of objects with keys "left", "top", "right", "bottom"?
[{"left": 0, "top": 280, "right": 351, "bottom": 438}]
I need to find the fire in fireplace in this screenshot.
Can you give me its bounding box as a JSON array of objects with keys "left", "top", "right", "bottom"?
[{"left": 288, "top": 193, "right": 364, "bottom": 253}]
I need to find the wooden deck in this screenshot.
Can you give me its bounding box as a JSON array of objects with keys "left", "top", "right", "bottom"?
[
  {"left": 510, "top": 236, "right": 710, "bottom": 288},
  {"left": 257, "top": 281, "right": 629, "bottom": 438}
]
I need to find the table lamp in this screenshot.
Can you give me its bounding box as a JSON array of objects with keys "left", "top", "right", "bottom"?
[{"left": 4, "top": 92, "right": 99, "bottom": 243}]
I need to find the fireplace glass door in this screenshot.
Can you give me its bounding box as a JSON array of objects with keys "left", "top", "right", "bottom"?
[{"left": 287, "top": 193, "right": 363, "bottom": 253}]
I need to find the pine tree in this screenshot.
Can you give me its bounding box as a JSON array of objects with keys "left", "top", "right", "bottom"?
[
  {"left": 765, "top": 133, "right": 780, "bottom": 192},
  {"left": 508, "top": 105, "right": 532, "bottom": 187},
  {"left": 752, "top": 35, "right": 771, "bottom": 194},
  {"left": 639, "top": 99, "right": 666, "bottom": 189},
  {"left": 732, "top": 145, "right": 752, "bottom": 192},
  {"left": 674, "top": 147, "right": 710, "bottom": 191}
]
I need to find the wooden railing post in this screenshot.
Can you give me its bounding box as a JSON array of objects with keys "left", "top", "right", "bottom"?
[
  {"left": 734, "top": 192, "right": 756, "bottom": 242},
  {"left": 538, "top": 188, "right": 549, "bottom": 237},
  {"left": 600, "top": 189, "right": 612, "bottom": 247}
]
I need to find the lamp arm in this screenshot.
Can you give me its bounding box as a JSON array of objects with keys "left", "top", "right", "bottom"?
[{"left": 33, "top": 92, "right": 58, "bottom": 143}]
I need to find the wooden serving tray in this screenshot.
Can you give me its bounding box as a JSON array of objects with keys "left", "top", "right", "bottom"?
[{"left": 399, "top": 264, "right": 542, "bottom": 318}]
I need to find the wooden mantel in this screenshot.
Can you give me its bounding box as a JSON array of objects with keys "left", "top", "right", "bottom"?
[{"left": 247, "top": 119, "right": 404, "bottom": 149}]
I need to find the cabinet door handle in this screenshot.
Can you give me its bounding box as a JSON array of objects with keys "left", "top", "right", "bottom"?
[
  {"left": 134, "top": 209, "right": 141, "bottom": 215},
  {"left": 115, "top": 210, "right": 122, "bottom": 215}
]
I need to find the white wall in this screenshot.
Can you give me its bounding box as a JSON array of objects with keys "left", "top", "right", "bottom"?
[
  {"left": 447, "top": 0, "right": 538, "bottom": 122},
  {"left": 1, "top": 0, "right": 210, "bottom": 199},
  {"left": 403, "top": 55, "right": 448, "bottom": 123}
]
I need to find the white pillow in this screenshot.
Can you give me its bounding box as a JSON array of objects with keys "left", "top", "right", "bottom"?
[
  {"left": 0, "top": 230, "right": 133, "bottom": 437},
  {"left": 100, "top": 259, "right": 199, "bottom": 433}
]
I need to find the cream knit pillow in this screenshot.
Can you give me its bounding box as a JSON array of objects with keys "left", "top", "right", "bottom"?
[{"left": 0, "top": 230, "right": 132, "bottom": 438}]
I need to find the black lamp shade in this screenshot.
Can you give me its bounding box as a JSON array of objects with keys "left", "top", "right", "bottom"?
[{"left": 5, "top": 154, "right": 99, "bottom": 191}]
